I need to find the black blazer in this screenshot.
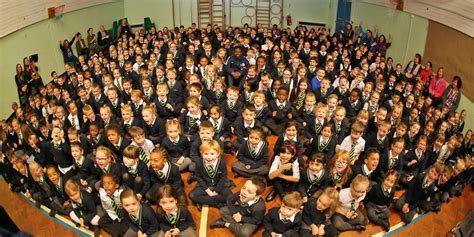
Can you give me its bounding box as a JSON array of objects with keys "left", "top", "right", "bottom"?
[
  {"left": 47, "top": 141, "right": 74, "bottom": 168},
  {"left": 364, "top": 181, "right": 395, "bottom": 207},
  {"left": 149, "top": 161, "right": 184, "bottom": 192},
  {"left": 156, "top": 207, "right": 195, "bottom": 232},
  {"left": 302, "top": 197, "right": 330, "bottom": 226},
  {"left": 220, "top": 100, "right": 244, "bottom": 123},
  {"left": 232, "top": 118, "right": 263, "bottom": 145},
  {"left": 305, "top": 135, "right": 336, "bottom": 160},
  {"left": 403, "top": 172, "right": 437, "bottom": 210},
  {"left": 364, "top": 133, "right": 389, "bottom": 154},
  {"left": 120, "top": 117, "right": 145, "bottom": 136},
  {"left": 124, "top": 161, "right": 151, "bottom": 196},
  {"left": 225, "top": 192, "right": 266, "bottom": 225},
  {"left": 71, "top": 190, "right": 99, "bottom": 224},
  {"left": 144, "top": 118, "right": 165, "bottom": 145},
  {"left": 402, "top": 149, "right": 427, "bottom": 176},
  {"left": 297, "top": 168, "right": 330, "bottom": 198},
  {"left": 161, "top": 135, "right": 191, "bottom": 158},
  {"left": 73, "top": 156, "right": 101, "bottom": 184},
  {"left": 341, "top": 98, "right": 362, "bottom": 120},
  {"left": 154, "top": 96, "right": 177, "bottom": 119},
  {"left": 268, "top": 100, "right": 292, "bottom": 123},
  {"left": 236, "top": 141, "right": 269, "bottom": 169},
  {"left": 374, "top": 149, "right": 403, "bottom": 183},
  {"left": 123, "top": 204, "right": 159, "bottom": 235},
  {"left": 194, "top": 158, "right": 228, "bottom": 193},
  {"left": 107, "top": 137, "right": 132, "bottom": 163},
  {"left": 211, "top": 117, "right": 232, "bottom": 140},
  {"left": 263, "top": 207, "right": 302, "bottom": 236}
]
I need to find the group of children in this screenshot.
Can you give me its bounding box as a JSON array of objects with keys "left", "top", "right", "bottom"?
[{"left": 1, "top": 20, "right": 473, "bottom": 237}]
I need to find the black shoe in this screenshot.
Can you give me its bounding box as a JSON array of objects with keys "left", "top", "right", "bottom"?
[
  {"left": 210, "top": 219, "right": 226, "bottom": 229},
  {"left": 35, "top": 201, "right": 42, "bottom": 208},
  {"left": 266, "top": 190, "right": 277, "bottom": 202},
  {"left": 354, "top": 224, "right": 366, "bottom": 231},
  {"left": 187, "top": 175, "right": 196, "bottom": 184},
  {"left": 382, "top": 221, "right": 390, "bottom": 232},
  {"left": 93, "top": 227, "right": 100, "bottom": 237},
  {"left": 49, "top": 210, "right": 57, "bottom": 217}
]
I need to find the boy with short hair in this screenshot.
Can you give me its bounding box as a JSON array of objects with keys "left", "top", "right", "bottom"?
[
  {"left": 128, "top": 126, "right": 154, "bottom": 165},
  {"left": 263, "top": 191, "right": 304, "bottom": 237},
  {"left": 210, "top": 177, "right": 267, "bottom": 237},
  {"left": 339, "top": 121, "right": 366, "bottom": 165}
]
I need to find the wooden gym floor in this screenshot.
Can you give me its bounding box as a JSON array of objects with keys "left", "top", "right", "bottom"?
[{"left": 0, "top": 135, "right": 472, "bottom": 236}]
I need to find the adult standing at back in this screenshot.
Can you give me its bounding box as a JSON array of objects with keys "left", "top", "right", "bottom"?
[
  {"left": 442, "top": 76, "right": 462, "bottom": 112},
  {"left": 428, "top": 67, "right": 447, "bottom": 107}
]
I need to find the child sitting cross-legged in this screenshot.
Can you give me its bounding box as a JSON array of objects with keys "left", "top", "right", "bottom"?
[{"left": 263, "top": 191, "right": 304, "bottom": 237}]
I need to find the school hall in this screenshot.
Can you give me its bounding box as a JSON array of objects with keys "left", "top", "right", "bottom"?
[{"left": 0, "top": 1, "right": 472, "bottom": 237}]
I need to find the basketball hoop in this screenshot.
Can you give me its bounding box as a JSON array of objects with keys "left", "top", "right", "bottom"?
[{"left": 54, "top": 4, "right": 65, "bottom": 20}]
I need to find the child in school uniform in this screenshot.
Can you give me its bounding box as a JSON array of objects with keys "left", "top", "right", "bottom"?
[
  {"left": 67, "top": 127, "right": 94, "bottom": 157},
  {"left": 93, "top": 146, "right": 124, "bottom": 190},
  {"left": 189, "top": 140, "right": 231, "bottom": 209},
  {"left": 300, "top": 187, "right": 339, "bottom": 237},
  {"left": 252, "top": 90, "right": 272, "bottom": 126},
  {"left": 122, "top": 145, "right": 151, "bottom": 199},
  {"left": 266, "top": 141, "right": 301, "bottom": 202},
  {"left": 395, "top": 162, "right": 444, "bottom": 223},
  {"left": 298, "top": 153, "right": 330, "bottom": 203},
  {"left": 263, "top": 191, "right": 304, "bottom": 237},
  {"left": 64, "top": 179, "right": 100, "bottom": 230},
  {"left": 120, "top": 189, "right": 159, "bottom": 237},
  {"left": 141, "top": 105, "right": 165, "bottom": 145},
  {"left": 70, "top": 141, "right": 100, "bottom": 191},
  {"left": 161, "top": 120, "right": 191, "bottom": 171},
  {"left": 273, "top": 120, "right": 304, "bottom": 162},
  {"left": 332, "top": 174, "right": 370, "bottom": 232},
  {"left": 404, "top": 122, "right": 421, "bottom": 151},
  {"left": 304, "top": 103, "right": 328, "bottom": 144},
  {"left": 210, "top": 177, "right": 267, "bottom": 237},
  {"left": 364, "top": 120, "right": 391, "bottom": 153},
  {"left": 351, "top": 148, "right": 380, "bottom": 182},
  {"left": 88, "top": 122, "right": 108, "bottom": 149},
  {"left": 28, "top": 161, "right": 70, "bottom": 216},
  {"left": 188, "top": 82, "right": 211, "bottom": 115},
  {"left": 130, "top": 89, "right": 145, "bottom": 119},
  {"left": 400, "top": 135, "right": 429, "bottom": 188},
  {"left": 220, "top": 86, "right": 244, "bottom": 124},
  {"left": 105, "top": 124, "right": 132, "bottom": 163},
  {"left": 327, "top": 151, "right": 353, "bottom": 190},
  {"left": 232, "top": 104, "right": 263, "bottom": 148},
  {"left": 208, "top": 105, "right": 232, "bottom": 152},
  {"left": 233, "top": 127, "right": 270, "bottom": 178},
  {"left": 24, "top": 132, "right": 52, "bottom": 168},
  {"left": 48, "top": 126, "right": 75, "bottom": 176},
  {"left": 339, "top": 121, "right": 366, "bottom": 165},
  {"left": 98, "top": 174, "right": 129, "bottom": 237},
  {"left": 422, "top": 165, "right": 454, "bottom": 213},
  {"left": 180, "top": 96, "right": 206, "bottom": 141},
  {"left": 154, "top": 82, "right": 177, "bottom": 119},
  {"left": 332, "top": 106, "right": 349, "bottom": 144},
  {"left": 364, "top": 170, "right": 398, "bottom": 231},
  {"left": 128, "top": 126, "right": 154, "bottom": 165},
  {"left": 99, "top": 105, "right": 119, "bottom": 129},
  {"left": 266, "top": 87, "right": 293, "bottom": 135},
  {"left": 106, "top": 87, "right": 123, "bottom": 119},
  {"left": 146, "top": 147, "right": 184, "bottom": 203},
  {"left": 188, "top": 121, "right": 218, "bottom": 176},
  {"left": 373, "top": 137, "right": 405, "bottom": 183},
  {"left": 305, "top": 123, "right": 337, "bottom": 160},
  {"left": 207, "top": 77, "right": 227, "bottom": 105},
  {"left": 45, "top": 164, "right": 74, "bottom": 216},
  {"left": 293, "top": 91, "right": 316, "bottom": 130},
  {"left": 166, "top": 68, "right": 186, "bottom": 111},
  {"left": 156, "top": 185, "right": 197, "bottom": 237},
  {"left": 340, "top": 88, "right": 362, "bottom": 120},
  {"left": 120, "top": 104, "right": 144, "bottom": 136}
]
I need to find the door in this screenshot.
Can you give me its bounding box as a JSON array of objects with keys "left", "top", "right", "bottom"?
[{"left": 335, "top": 0, "right": 352, "bottom": 34}]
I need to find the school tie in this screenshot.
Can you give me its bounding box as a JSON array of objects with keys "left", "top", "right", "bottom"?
[
  {"left": 53, "top": 142, "right": 61, "bottom": 149},
  {"left": 213, "top": 122, "right": 219, "bottom": 133},
  {"left": 228, "top": 101, "right": 235, "bottom": 109},
  {"left": 166, "top": 212, "right": 178, "bottom": 225},
  {"left": 206, "top": 165, "right": 216, "bottom": 177},
  {"left": 349, "top": 141, "right": 358, "bottom": 161},
  {"left": 189, "top": 117, "right": 198, "bottom": 128},
  {"left": 319, "top": 139, "right": 328, "bottom": 151},
  {"left": 168, "top": 81, "right": 175, "bottom": 89},
  {"left": 388, "top": 157, "right": 397, "bottom": 169},
  {"left": 281, "top": 218, "right": 291, "bottom": 224},
  {"left": 159, "top": 99, "right": 166, "bottom": 106},
  {"left": 216, "top": 91, "right": 222, "bottom": 99},
  {"left": 350, "top": 199, "right": 357, "bottom": 212},
  {"left": 322, "top": 90, "right": 327, "bottom": 97},
  {"left": 250, "top": 145, "right": 257, "bottom": 157},
  {"left": 71, "top": 117, "right": 76, "bottom": 128},
  {"left": 377, "top": 138, "right": 383, "bottom": 145},
  {"left": 128, "top": 167, "right": 137, "bottom": 177},
  {"left": 333, "top": 172, "right": 342, "bottom": 182},
  {"left": 315, "top": 122, "right": 322, "bottom": 134},
  {"left": 109, "top": 195, "right": 123, "bottom": 219},
  {"left": 278, "top": 103, "right": 284, "bottom": 110},
  {"left": 297, "top": 92, "right": 305, "bottom": 108},
  {"left": 116, "top": 80, "right": 123, "bottom": 91},
  {"left": 382, "top": 187, "right": 389, "bottom": 197},
  {"left": 139, "top": 147, "right": 148, "bottom": 164},
  {"left": 336, "top": 123, "right": 341, "bottom": 133},
  {"left": 422, "top": 177, "right": 430, "bottom": 189},
  {"left": 157, "top": 170, "right": 166, "bottom": 180},
  {"left": 239, "top": 200, "right": 249, "bottom": 207}
]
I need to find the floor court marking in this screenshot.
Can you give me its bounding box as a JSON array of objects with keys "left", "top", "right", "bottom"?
[
  {"left": 199, "top": 205, "right": 209, "bottom": 237},
  {"left": 372, "top": 213, "right": 427, "bottom": 237}
]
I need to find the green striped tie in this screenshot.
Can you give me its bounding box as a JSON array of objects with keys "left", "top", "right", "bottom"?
[
  {"left": 109, "top": 195, "right": 123, "bottom": 219},
  {"left": 319, "top": 140, "right": 327, "bottom": 151},
  {"left": 349, "top": 142, "right": 358, "bottom": 161},
  {"left": 139, "top": 147, "right": 148, "bottom": 164},
  {"left": 250, "top": 146, "right": 257, "bottom": 156},
  {"left": 206, "top": 165, "right": 216, "bottom": 177}
]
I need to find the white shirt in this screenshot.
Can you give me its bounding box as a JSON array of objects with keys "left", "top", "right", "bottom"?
[
  {"left": 99, "top": 188, "right": 124, "bottom": 220},
  {"left": 339, "top": 187, "right": 365, "bottom": 212},
  {"left": 269, "top": 156, "right": 300, "bottom": 179},
  {"left": 340, "top": 136, "right": 365, "bottom": 160}
]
